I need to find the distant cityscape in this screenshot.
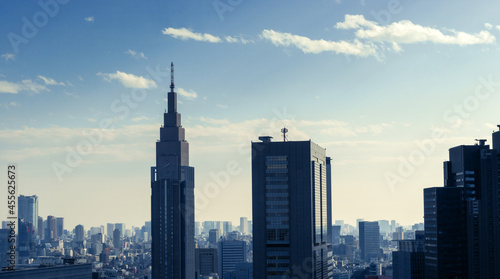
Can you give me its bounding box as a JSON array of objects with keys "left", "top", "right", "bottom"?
[{"left": 1, "top": 64, "right": 499, "bottom": 279}]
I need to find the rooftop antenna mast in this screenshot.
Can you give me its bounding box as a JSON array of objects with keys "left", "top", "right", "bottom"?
[
  {"left": 281, "top": 127, "right": 288, "bottom": 142},
  {"left": 170, "top": 62, "right": 175, "bottom": 92}
]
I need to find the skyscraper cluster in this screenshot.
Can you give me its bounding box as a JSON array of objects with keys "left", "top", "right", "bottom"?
[{"left": 423, "top": 127, "right": 500, "bottom": 278}]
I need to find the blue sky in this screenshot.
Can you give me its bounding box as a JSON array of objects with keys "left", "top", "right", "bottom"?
[{"left": 1, "top": 0, "right": 500, "bottom": 230}]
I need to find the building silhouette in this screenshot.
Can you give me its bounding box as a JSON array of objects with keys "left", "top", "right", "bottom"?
[
  {"left": 113, "top": 228, "right": 121, "bottom": 251},
  {"left": 218, "top": 240, "right": 246, "bottom": 279},
  {"left": 45, "top": 216, "right": 57, "bottom": 241},
  {"left": 106, "top": 223, "right": 114, "bottom": 239},
  {"left": 252, "top": 137, "right": 333, "bottom": 278},
  {"left": 424, "top": 127, "right": 500, "bottom": 278},
  {"left": 56, "top": 217, "right": 64, "bottom": 238},
  {"left": 151, "top": 63, "right": 195, "bottom": 279},
  {"left": 209, "top": 229, "right": 220, "bottom": 245},
  {"left": 359, "top": 221, "right": 380, "bottom": 261},
  {"left": 18, "top": 195, "right": 38, "bottom": 237},
  {"left": 392, "top": 231, "right": 425, "bottom": 279},
  {"left": 74, "top": 225, "right": 84, "bottom": 242},
  {"left": 239, "top": 217, "right": 248, "bottom": 234},
  {"left": 195, "top": 248, "right": 218, "bottom": 277}
]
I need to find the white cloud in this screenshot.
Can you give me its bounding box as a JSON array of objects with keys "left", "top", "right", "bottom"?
[
  {"left": 98, "top": 71, "right": 157, "bottom": 89},
  {"left": 87, "top": 118, "right": 97, "bottom": 123},
  {"left": 131, "top": 116, "right": 150, "bottom": 122},
  {"left": 496, "top": 26, "right": 500, "bottom": 32},
  {"left": 216, "top": 104, "right": 228, "bottom": 109},
  {"left": 260, "top": 29, "right": 377, "bottom": 57},
  {"left": 485, "top": 23, "right": 493, "bottom": 30},
  {"left": 1, "top": 53, "right": 15, "bottom": 61},
  {"left": 84, "top": 16, "right": 94, "bottom": 22},
  {"left": 162, "top": 27, "right": 222, "bottom": 43},
  {"left": 0, "top": 80, "right": 47, "bottom": 94},
  {"left": 199, "top": 117, "right": 230, "bottom": 125},
  {"left": 177, "top": 88, "right": 198, "bottom": 100},
  {"left": 224, "top": 35, "right": 254, "bottom": 44},
  {"left": 336, "top": 15, "right": 495, "bottom": 47},
  {"left": 125, "top": 49, "right": 147, "bottom": 60},
  {"left": 38, "top": 75, "right": 65, "bottom": 86}
]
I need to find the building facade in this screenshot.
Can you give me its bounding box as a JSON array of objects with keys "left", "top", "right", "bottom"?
[
  {"left": 424, "top": 128, "right": 500, "bottom": 278},
  {"left": 252, "top": 137, "right": 333, "bottom": 278},
  {"left": 218, "top": 240, "right": 247, "bottom": 279},
  {"left": 151, "top": 63, "right": 195, "bottom": 279},
  {"left": 18, "top": 195, "right": 38, "bottom": 237},
  {"left": 359, "top": 221, "right": 380, "bottom": 261}
]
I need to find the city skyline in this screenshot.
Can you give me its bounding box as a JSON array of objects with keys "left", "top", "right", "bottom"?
[{"left": 2, "top": 1, "right": 500, "bottom": 230}]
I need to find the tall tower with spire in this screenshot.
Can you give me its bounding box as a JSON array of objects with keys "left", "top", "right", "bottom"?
[{"left": 151, "top": 62, "right": 195, "bottom": 279}]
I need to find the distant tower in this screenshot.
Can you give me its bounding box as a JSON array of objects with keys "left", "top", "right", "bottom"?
[
  {"left": 359, "top": 221, "right": 381, "bottom": 261},
  {"left": 18, "top": 195, "right": 38, "bottom": 236},
  {"left": 75, "top": 225, "right": 84, "bottom": 242},
  {"left": 151, "top": 62, "right": 195, "bottom": 279},
  {"left": 239, "top": 217, "right": 248, "bottom": 234}
]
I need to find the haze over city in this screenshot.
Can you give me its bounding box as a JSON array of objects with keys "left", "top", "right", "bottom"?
[{"left": 2, "top": 0, "right": 500, "bottom": 231}]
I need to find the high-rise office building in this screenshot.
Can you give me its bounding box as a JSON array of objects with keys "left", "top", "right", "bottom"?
[
  {"left": 223, "top": 221, "right": 232, "bottom": 236},
  {"left": 38, "top": 216, "right": 43, "bottom": 240},
  {"left": 75, "top": 225, "right": 84, "bottom": 242},
  {"left": 18, "top": 195, "right": 38, "bottom": 236},
  {"left": 114, "top": 223, "right": 125, "bottom": 238},
  {"left": 332, "top": 225, "right": 341, "bottom": 245},
  {"left": 107, "top": 223, "right": 115, "bottom": 239},
  {"left": 56, "top": 217, "right": 64, "bottom": 238},
  {"left": 218, "top": 240, "right": 247, "bottom": 279},
  {"left": 209, "top": 229, "right": 220, "bottom": 245},
  {"left": 359, "top": 221, "right": 380, "bottom": 261},
  {"left": 195, "top": 248, "right": 218, "bottom": 277},
  {"left": 239, "top": 217, "right": 248, "bottom": 234},
  {"left": 252, "top": 137, "right": 333, "bottom": 278},
  {"left": 151, "top": 63, "right": 195, "bottom": 279},
  {"left": 45, "top": 216, "right": 57, "bottom": 241},
  {"left": 18, "top": 218, "right": 35, "bottom": 259},
  {"left": 424, "top": 128, "right": 500, "bottom": 278},
  {"left": 113, "top": 228, "right": 121, "bottom": 251},
  {"left": 203, "top": 221, "right": 215, "bottom": 234},
  {"left": 392, "top": 231, "right": 425, "bottom": 279}
]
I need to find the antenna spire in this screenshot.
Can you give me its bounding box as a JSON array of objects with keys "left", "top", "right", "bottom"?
[
  {"left": 170, "top": 62, "right": 175, "bottom": 92},
  {"left": 281, "top": 127, "right": 288, "bottom": 142}
]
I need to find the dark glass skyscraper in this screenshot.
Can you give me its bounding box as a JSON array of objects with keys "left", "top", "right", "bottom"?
[
  {"left": 252, "top": 137, "right": 333, "bottom": 278},
  {"left": 359, "top": 221, "right": 380, "bottom": 261},
  {"left": 151, "top": 63, "right": 195, "bottom": 279},
  {"left": 424, "top": 127, "right": 500, "bottom": 278},
  {"left": 18, "top": 195, "right": 38, "bottom": 236}
]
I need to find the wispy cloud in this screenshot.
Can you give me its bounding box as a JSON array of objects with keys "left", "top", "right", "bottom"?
[
  {"left": 216, "top": 104, "right": 228, "bottom": 109},
  {"left": 336, "top": 15, "right": 495, "bottom": 49},
  {"left": 132, "top": 116, "right": 150, "bottom": 122},
  {"left": 0, "top": 80, "right": 47, "bottom": 94},
  {"left": 38, "top": 75, "right": 65, "bottom": 86},
  {"left": 0, "top": 102, "right": 20, "bottom": 109},
  {"left": 125, "top": 49, "right": 147, "bottom": 60},
  {"left": 177, "top": 88, "right": 198, "bottom": 100},
  {"left": 224, "top": 35, "right": 254, "bottom": 44},
  {"left": 261, "top": 29, "right": 377, "bottom": 57},
  {"left": 84, "top": 16, "right": 94, "bottom": 22},
  {"left": 1, "top": 53, "right": 15, "bottom": 61},
  {"left": 162, "top": 27, "right": 222, "bottom": 43},
  {"left": 98, "top": 71, "right": 157, "bottom": 89}
]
